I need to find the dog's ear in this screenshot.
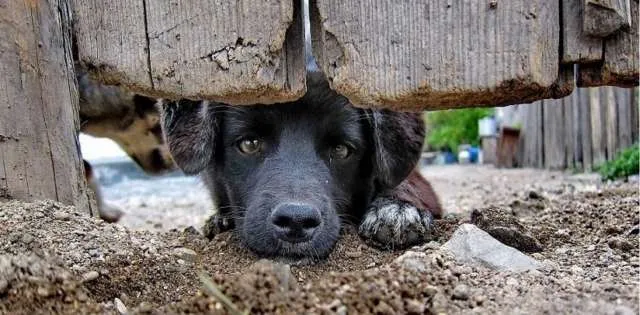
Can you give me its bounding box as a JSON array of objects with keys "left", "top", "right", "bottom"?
[
  {"left": 368, "top": 110, "right": 425, "bottom": 191},
  {"left": 158, "top": 99, "right": 218, "bottom": 174}
]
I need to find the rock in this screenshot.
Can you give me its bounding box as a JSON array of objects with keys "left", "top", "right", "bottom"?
[
  {"left": 394, "top": 251, "right": 428, "bottom": 273},
  {"left": 443, "top": 224, "right": 542, "bottom": 272},
  {"left": 21, "top": 233, "right": 34, "bottom": 244},
  {"left": 0, "top": 279, "right": 7, "bottom": 295},
  {"left": 405, "top": 299, "right": 425, "bottom": 313},
  {"left": 452, "top": 284, "right": 470, "bottom": 300},
  {"left": 82, "top": 271, "right": 99, "bottom": 282},
  {"left": 470, "top": 207, "right": 543, "bottom": 253},
  {"left": 53, "top": 211, "right": 71, "bottom": 221},
  {"left": 172, "top": 247, "right": 197, "bottom": 262},
  {"left": 626, "top": 224, "right": 639, "bottom": 236},
  {"left": 114, "top": 297, "right": 128, "bottom": 314},
  {"left": 607, "top": 237, "right": 635, "bottom": 252}
]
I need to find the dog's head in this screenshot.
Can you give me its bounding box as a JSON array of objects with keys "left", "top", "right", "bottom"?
[
  {"left": 160, "top": 72, "right": 424, "bottom": 258},
  {"left": 78, "top": 71, "right": 175, "bottom": 174}
]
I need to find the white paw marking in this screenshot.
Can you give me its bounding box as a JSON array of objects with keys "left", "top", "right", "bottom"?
[{"left": 359, "top": 198, "right": 433, "bottom": 249}]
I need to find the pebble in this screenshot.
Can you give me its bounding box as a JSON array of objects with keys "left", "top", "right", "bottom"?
[
  {"left": 452, "top": 284, "right": 470, "bottom": 300},
  {"left": 82, "top": 271, "right": 100, "bottom": 282},
  {"left": 21, "top": 233, "right": 34, "bottom": 244},
  {"left": 37, "top": 287, "right": 51, "bottom": 297},
  {"left": 53, "top": 212, "right": 71, "bottom": 221},
  {"left": 173, "top": 247, "right": 197, "bottom": 262},
  {"left": 405, "top": 299, "right": 425, "bottom": 313},
  {"left": 0, "top": 279, "right": 8, "bottom": 295},
  {"left": 114, "top": 297, "right": 128, "bottom": 314}
]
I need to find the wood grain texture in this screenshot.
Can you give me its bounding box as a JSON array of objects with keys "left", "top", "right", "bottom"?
[
  {"left": 562, "top": 0, "right": 603, "bottom": 64},
  {"left": 0, "top": 0, "right": 91, "bottom": 212},
  {"left": 74, "top": 0, "right": 306, "bottom": 104},
  {"left": 311, "top": 0, "right": 571, "bottom": 110},
  {"left": 578, "top": 0, "right": 639, "bottom": 87},
  {"left": 583, "top": 0, "right": 631, "bottom": 37},
  {"left": 543, "top": 99, "right": 566, "bottom": 169}
]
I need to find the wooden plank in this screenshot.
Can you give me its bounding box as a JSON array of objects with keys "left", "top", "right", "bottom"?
[
  {"left": 631, "top": 87, "right": 639, "bottom": 143},
  {"left": 74, "top": 0, "right": 306, "bottom": 104},
  {"left": 311, "top": 0, "right": 571, "bottom": 110},
  {"left": 589, "top": 88, "right": 607, "bottom": 165},
  {"left": 563, "top": 93, "right": 575, "bottom": 168},
  {"left": 543, "top": 99, "right": 566, "bottom": 169},
  {"left": 571, "top": 89, "right": 583, "bottom": 168},
  {"left": 579, "top": 88, "right": 594, "bottom": 169},
  {"left": 615, "top": 88, "right": 633, "bottom": 150},
  {"left": 583, "top": 0, "right": 632, "bottom": 37},
  {"left": 604, "top": 87, "right": 619, "bottom": 159},
  {"left": 0, "top": 0, "right": 91, "bottom": 211},
  {"left": 535, "top": 101, "right": 545, "bottom": 169},
  {"left": 562, "top": 0, "right": 603, "bottom": 64},
  {"left": 578, "top": 0, "right": 639, "bottom": 87}
]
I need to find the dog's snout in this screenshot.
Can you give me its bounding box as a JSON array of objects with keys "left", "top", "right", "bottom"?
[{"left": 271, "top": 203, "right": 321, "bottom": 243}]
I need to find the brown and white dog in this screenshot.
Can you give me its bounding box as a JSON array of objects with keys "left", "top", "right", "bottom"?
[{"left": 77, "top": 67, "right": 176, "bottom": 222}]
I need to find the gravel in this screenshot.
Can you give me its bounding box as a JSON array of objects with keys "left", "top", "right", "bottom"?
[{"left": 0, "top": 165, "right": 637, "bottom": 314}]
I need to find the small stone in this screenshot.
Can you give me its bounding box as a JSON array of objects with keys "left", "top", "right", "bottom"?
[
  {"left": 173, "top": 247, "right": 198, "bottom": 262},
  {"left": 528, "top": 190, "right": 542, "bottom": 199},
  {"left": 137, "top": 302, "right": 153, "bottom": 313},
  {"left": 114, "top": 297, "right": 128, "bottom": 314},
  {"left": 53, "top": 211, "right": 70, "bottom": 221},
  {"left": 0, "top": 279, "right": 8, "bottom": 294},
  {"left": 424, "top": 285, "right": 439, "bottom": 296},
  {"left": 406, "top": 299, "right": 425, "bottom": 313},
  {"left": 443, "top": 224, "right": 541, "bottom": 272},
  {"left": 345, "top": 251, "right": 362, "bottom": 258},
  {"left": 37, "top": 286, "right": 51, "bottom": 297},
  {"left": 608, "top": 237, "right": 635, "bottom": 252},
  {"left": 21, "top": 233, "right": 34, "bottom": 244},
  {"left": 473, "top": 295, "right": 486, "bottom": 304},
  {"left": 395, "top": 251, "right": 427, "bottom": 273},
  {"left": 452, "top": 284, "right": 470, "bottom": 300},
  {"left": 586, "top": 245, "right": 596, "bottom": 251},
  {"left": 82, "top": 271, "right": 99, "bottom": 282},
  {"left": 336, "top": 305, "right": 347, "bottom": 315},
  {"left": 569, "top": 265, "right": 584, "bottom": 275}
]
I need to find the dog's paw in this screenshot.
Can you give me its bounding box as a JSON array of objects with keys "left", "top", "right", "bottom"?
[
  {"left": 203, "top": 213, "right": 234, "bottom": 239},
  {"left": 358, "top": 197, "right": 434, "bottom": 249}
]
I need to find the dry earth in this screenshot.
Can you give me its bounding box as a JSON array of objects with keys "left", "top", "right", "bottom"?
[{"left": 0, "top": 165, "right": 638, "bottom": 314}]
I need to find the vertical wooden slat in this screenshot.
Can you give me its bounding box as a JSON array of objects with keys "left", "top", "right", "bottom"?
[
  {"left": 605, "top": 87, "right": 619, "bottom": 158},
  {"left": 544, "top": 99, "right": 566, "bottom": 169},
  {"left": 564, "top": 92, "right": 575, "bottom": 169},
  {"left": 615, "top": 88, "right": 632, "bottom": 151},
  {"left": 590, "top": 88, "right": 607, "bottom": 166},
  {"left": 580, "top": 88, "right": 594, "bottom": 170},
  {"left": 0, "top": 0, "right": 90, "bottom": 210}
]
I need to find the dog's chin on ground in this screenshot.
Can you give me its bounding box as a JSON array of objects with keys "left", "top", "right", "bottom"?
[{"left": 240, "top": 227, "right": 340, "bottom": 263}]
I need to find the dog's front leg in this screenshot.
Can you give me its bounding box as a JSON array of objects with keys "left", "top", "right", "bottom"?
[{"left": 358, "top": 169, "right": 442, "bottom": 249}]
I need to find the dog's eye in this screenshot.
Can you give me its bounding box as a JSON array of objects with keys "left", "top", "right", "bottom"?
[
  {"left": 237, "top": 138, "right": 261, "bottom": 155},
  {"left": 330, "top": 144, "right": 351, "bottom": 160}
]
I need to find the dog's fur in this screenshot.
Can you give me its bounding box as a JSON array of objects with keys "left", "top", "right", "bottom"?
[
  {"left": 77, "top": 68, "right": 175, "bottom": 174},
  {"left": 77, "top": 67, "right": 176, "bottom": 222},
  {"left": 159, "top": 71, "right": 442, "bottom": 258}
]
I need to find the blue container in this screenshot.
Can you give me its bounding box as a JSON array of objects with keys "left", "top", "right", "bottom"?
[{"left": 467, "top": 146, "right": 480, "bottom": 163}]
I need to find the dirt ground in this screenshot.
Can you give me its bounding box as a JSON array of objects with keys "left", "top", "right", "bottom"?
[{"left": 0, "top": 165, "right": 638, "bottom": 314}]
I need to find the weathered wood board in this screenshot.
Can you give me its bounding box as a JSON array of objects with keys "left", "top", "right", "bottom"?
[
  {"left": 583, "top": 0, "right": 632, "bottom": 37},
  {"left": 518, "top": 86, "right": 638, "bottom": 171},
  {"left": 562, "top": 0, "right": 603, "bottom": 64},
  {"left": 74, "top": 0, "right": 306, "bottom": 104},
  {"left": 311, "top": 0, "right": 572, "bottom": 110},
  {"left": 0, "top": 0, "right": 91, "bottom": 211},
  {"left": 577, "top": 0, "right": 639, "bottom": 87}
]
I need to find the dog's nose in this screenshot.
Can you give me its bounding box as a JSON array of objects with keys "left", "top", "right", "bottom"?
[{"left": 271, "top": 203, "right": 321, "bottom": 243}]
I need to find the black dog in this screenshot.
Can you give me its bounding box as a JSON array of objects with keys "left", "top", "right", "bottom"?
[{"left": 159, "top": 72, "right": 442, "bottom": 259}]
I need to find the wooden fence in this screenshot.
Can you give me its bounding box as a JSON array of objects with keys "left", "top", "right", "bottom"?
[{"left": 503, "top": 87, "right": 639, "bottom": 170}]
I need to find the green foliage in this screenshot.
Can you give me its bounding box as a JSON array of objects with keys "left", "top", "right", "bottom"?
[
  {"left": 595, "top": 144, "right": 640, "bottom": 181},
  {"left": 425, "top": 108, "right": 494, "bottom": 152}
]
